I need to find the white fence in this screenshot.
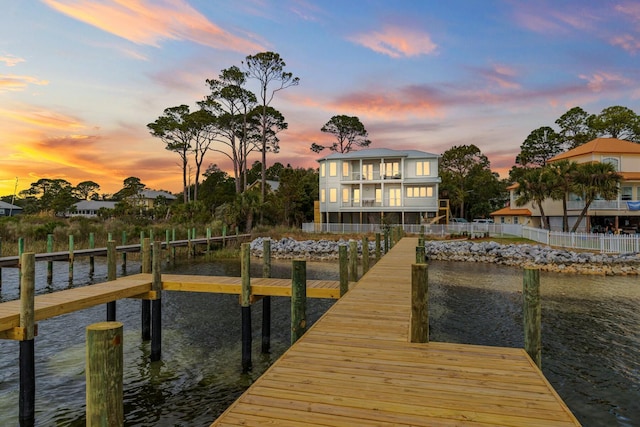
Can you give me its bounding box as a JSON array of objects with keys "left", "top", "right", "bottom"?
[{"left": 302, "top": 223, "right": 640, "bottom": 254}]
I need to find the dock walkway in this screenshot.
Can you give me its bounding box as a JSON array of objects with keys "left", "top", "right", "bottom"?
[{"left": 211, "top": 238, "right": 581, "bottom": 426}]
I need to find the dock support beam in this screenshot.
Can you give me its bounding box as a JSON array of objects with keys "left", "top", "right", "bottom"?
[
  {"left": 106, "top": 241, "right": 116, "bottom": 321},
  {"left": 86, "top": 322, "right": 123, "bottom": 427},
  {"left": 410, "top": 263, "right": 429, "bottom": 343},
  {"left": 261, "top": 239, "right": 271, "bottom": 354},
  {"left": 240, "top": 243, "right": 252, "bottom": 372},
  {"left": 523, "top": 268, "right": 541, "bottom": 368},
  {"left": 19, "top": 252, "right": 36, "bottom": 427},
  {"left": 151, "top": 241, "right": 162, "bottom": 362},
  {"left": 291, "top": 259, "right": 307, "bottom": 344},
  {"left": 141, "top": 238, "right": 151, "bottom": 341}
]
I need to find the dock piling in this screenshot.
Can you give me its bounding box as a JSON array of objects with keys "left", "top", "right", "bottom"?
[
  {"left": 339, "top": 245, "right": 348, "bottom": 297},
  {"left": 151, "top": 241, "right": 162, "bottom": 362},
  {"left": 410, "top": 263, "right": 429, "bottom": 343},
  {"left": 68, "top": 235, "right": 74, "bottom": 283},
  {"left": 86, "top": 322, "right": 123, "bottom": 427},
  {"left": 362, "top": 236, "right": 370, "bottom": 274},
  {"left": 106, "top": 241, "right": 116, "bottom": 321},
  {"left": 19, "top": 252, "right": 36, "bottom": 427},
  {"left": 89, "top": 232, "right": 95, "bottom": 275},
  {"left": 262, "top": 239, "right": 271, "bottom": 354},
  {"left": 240, "top": 243, "right": 252, "bottom": 372},
  {"left": 141, "top": 238, "right": 151, "bottom": 341},
  {"left": 375, "top": 232, "right": 381, "bottom": 261},
  {"left": 349, "top": 240, "right": 358, "bottom": 282},
  {"left": 523, "top": 268, "right": 542, "bottom": 368},
  {"left": 46, "top": 234, "right": 53, "bottom": 283},
  {"left": 291, "top": 259, "right": 307, "bottom": 344}
]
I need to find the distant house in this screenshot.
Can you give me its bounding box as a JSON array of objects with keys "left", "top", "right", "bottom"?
[
  {"left": 129, "top": 190, "right": 177, "bottom": 210},
  {"left": 0, "top": 201, "right": 22, "bottom": 216},
  {"left": 247, "top": 180, "right": 280, "bottom": 193},
  {"left": 70, "top": 200, "right": 117, "bottom": 217}
]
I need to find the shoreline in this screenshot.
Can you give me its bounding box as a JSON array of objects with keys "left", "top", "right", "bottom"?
[{"left": 250, "top": 237, "right": 640, "bottom": 276}]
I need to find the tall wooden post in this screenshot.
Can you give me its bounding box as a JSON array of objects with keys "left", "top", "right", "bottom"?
[
  {"left": 18, "top": 237, "right": 24, "bottom": 287},
  {"left": 187, "top": 228, "right": 193, "bottom": 259},
  {"left": 68, "top": 235, "right": 74, "bottom": 283},
  {"left": 89, "top": 232, "right": 95, "bottom": 275},
  {"left": 416, "top": 245, "right": 426, "bottom": 264},
  {"left": 121, "top": 231, "right": 127, "bottom": 269},
  {"left": 384, "top": 229, "right": 389, "bottom": 254},
  {"left": 19, "top": 252, "right": 36, "bottom": 426},
  {"left": 106, "top": 241, "right": 116, "bottom": 321},
  {"left": 262, "top": 239, "right": 272, "bottom": 354},
  {"left": 291, "top": 259, "right": 307, "bottom": 344},
  {"left": 339, "top": 245, "right": 348, "bottom": 297},
  {"left": 362, "top": 236, "right": 370, "bottom": 274},
  {"left": 375, "top": 232, "right": 381, "bottom": 261},
  {"left": 410, "top": 263, "right": 429, "bottom": 343},
  {"left": 171, "top": 228, "right": 176, "bottom": 260},
  {"left": 141, "top": 238, "right": 151, "bottom": 341},
  {"left": 241, "top": 243, "right": 252, "bottom": 372},
  {"left": 524, "top": 268, "right": 542, "bottom": 368},
  {"left": 46, "top": 234, "right": 53, "bottom": 284},
  {"left": 165, "top": 229, "right": 171, "bottom": 262},
  {"left": 86, "top": 322, "right": 123, "bottom": 427},
  {"left": 206, "top": 227, "right": 211, "bottom": 255},
  {"left": 151, "top": 241, "right": 162, "bottom": 362},
  {"left": 349, "top": 240, "right": 358, "bottom": 282}
]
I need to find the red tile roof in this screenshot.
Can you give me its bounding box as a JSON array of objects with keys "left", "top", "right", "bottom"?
[{"left": 550, "top": 138, "right": 640, "bottom": 162}]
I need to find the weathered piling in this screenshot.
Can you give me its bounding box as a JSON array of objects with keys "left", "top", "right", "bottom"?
[
  {"left": 339, "top": 245, "right": 348, "bottom": 297},
  {"left": 106, "top": 241, "right": 116, "bottom": 321},
  {"left": 19, "top": 252, "right": 36, "bottom": 427},
  {"left": 141, "top": 238, "right": 151, "bottom": 341},
  {"left": 523, "top": 268, "right": 542, "bottom": 368},
  {"left": 89, "top": 232, "right": 95, "bottom": 275},
  {"left": 291, "top": 259, "right": 307, "bottom": 344},
  {"left": 375, "top": 232, "right": 381, "bottom": 261},
  {"left": 46, "top": 234, "right": 53, "bottom": 283},
  {"left": 241, "top": 243, "right": 252, "bottom": 372},
  {"left": 362, "top": 236, "right": 370, "bottom": 274},
  {"left": 262, "top": 239, "right": 271, "bottom": 354},
  {"left": 349, "top": 240, "right": 358, "bottom": 282},
  {"left": 410, "top": 263, "right": 429, "bottom": 343},
  {"left": 416, "top": 245, "right": 426, "bottom": 264},
  {"left": 121, "top": 231, "right": 127, "bottom": 268},
  {"left": 85, "top": 322, "right": 123, "bottom": 427},
  {"left": 151, "top": 241, "right": 162, "bottom": 362}
]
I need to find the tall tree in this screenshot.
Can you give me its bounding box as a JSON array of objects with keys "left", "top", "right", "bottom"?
[
  {"left": 439, "top": 145, "right": 491, "bottom": 219},
  {"left": 20, "top": 178, "right": 73, "bottom": 214},
  {"left": 588, "top": 106, "right": 639, "bottom": 142},
  {"left": 547, "top": 160, "right": 578, "bottom": 232},
  {"left": 148, "top": 105, "right": 193, "bottom": 203},
  {"left": 570, "top": 162, "right": 622, "bottom": 232},
  {"left": 243, "top": 52, "right": 299, "bottom": 205},
  {"left": 555, "top": 106, "right": 595, "bottom": 149},
  {"left": 74, "top": 180, "right": 100, "bottom": 200},
  {"left": 311, "top": 115, "right": 371, "bottom": 153},
  {"left": 516, "top": 126, "right": 562, "bottom": 167},
  {"left": 515, "top": 167, "right": 554, "bottom": 230},
  {"left": 188, "top": 108, "right": 217, "bottom": 201}
]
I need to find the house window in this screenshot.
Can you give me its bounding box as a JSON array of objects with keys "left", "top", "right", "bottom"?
[
  {"left": 320, "top": 163, "right": 325, "bottom": 177},
  {"left": 320, "top": 189, "right": 325, "bottom": 202},
  {"left": 353, "top": 188, "right": 360, "bottom": 204},
  {"left": 342, "top": 188, "right": 349, "bottom": 203},
  {"left": 636, "top": 187, "right": 640, "bottom": 201},
  {"left": 406, "top": 186, "right": 433, "bottom": 197},
  {"left": 342, "top": 162, "right": 349, "bottom": 177},
  {"left": 500, "top": 216, "right": 505, "bottom": 224},
  {"left": 622, "top": 186, "right": 633, "bottom": 201},
  {"left": 375, "top": 188, "right": 382, "bottom": 204},
  {"left": 389, "top": 188, "right": 401, "bottom": 206},
  {"left": 362, "top": 164, "right": 373, "bottom": 180},
  {"left": 329, "top": 188, "right": 337, "bottom": 203},
  {"left": 602, "top": 157, "right": 619, "bottom": 171},
  {"left": 416, "top": 161, "right": 430, "bottom": 176},
  {"left": 385, "top": 162, "right": 400, "bottom": 178},
  {"left": 329, "top": 162, "right": 337, "bottom": 177},
  {"left": 514, "top": 217, "right": 519, "bottom": 224}
]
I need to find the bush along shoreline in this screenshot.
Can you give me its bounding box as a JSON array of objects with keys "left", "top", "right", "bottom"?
[{"left": 250, "top": 237, "right": 640, "bottom": 276}]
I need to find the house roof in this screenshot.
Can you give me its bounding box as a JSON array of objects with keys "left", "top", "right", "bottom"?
[
  {"left": 317, "top": 148, "right": 439, "bottom": 162},
  {"left": 549, "top": 138, "right": 640, "bottom": 162},
  {"left": 0, "top": 201, "right": 22, "bottom": 210},
  {"left": 490, "top": 207, "right": 531, "bottom": 217},
  {"left": 74, "top": 200, "right": 117, "bottom": 210},
  {"left": 139, "top": 190, "right": 177, "bottom": 200},
  {"left": 621, "top": 172, "right": 640, "bottom": 180}
]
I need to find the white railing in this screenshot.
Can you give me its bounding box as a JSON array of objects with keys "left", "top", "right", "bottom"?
[{"left": 302, "top": 223, "right": 640, "bottom": 254}]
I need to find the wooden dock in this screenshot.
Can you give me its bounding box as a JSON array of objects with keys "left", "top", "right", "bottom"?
[{"left": 211, "top": 238, "right": 581, "bottom": 426}]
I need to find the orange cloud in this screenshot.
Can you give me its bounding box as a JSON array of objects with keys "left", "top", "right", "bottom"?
[
  {"left": 43, "top": 0, "right": 266, "bottom": 53},
  {"left": 0, "top": 107, "right": 83, "bottom": 129},
  {"left": 0, "top": 75, "right": 48, "bottom": 92},
  {"left": 349, "top": 25, "right": 437, "bottom": 58},
  {"left": 0, "top": 55, "right": 25, "bottom": 67}
]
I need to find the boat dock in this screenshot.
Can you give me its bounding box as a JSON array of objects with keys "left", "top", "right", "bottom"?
[{"left": 211, "top": 237, "right": 581, "bottom": 426}]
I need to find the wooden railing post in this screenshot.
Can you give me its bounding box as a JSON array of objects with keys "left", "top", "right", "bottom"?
[
  {"left": 291, "top": 259, "right": 307, "bottom": 344},
  {"left": 362, "top": 236, "right": 370, "bottom": 274},
  {"left": 349, "top": 240, "right": 358, "bottom": 282},
  {"left": 524, "top": 268, "right": 542, "bottom": 368},
  {"left": 416, "top": 245, "right": 426, "bottom": 264},
  {"left": 19, "top": 252, "right": 36, "bottom": 426},
  {"left": 151, "top": 241, "right": 162, "bottom": 362},
  {"left": 106, "top": 241, "right": 116, "bottom": 321},
  {"left": 410, "top": 263, "right": 429, "bottom": 343},
  {"left": 262, "top": 239, "right": 271, "bottom": 354},
  {"left": 86, "top": 321, "right": 123, "bottom": 427},
  {"left": 339, "top": 245, "right": 348, "bottom": 296},
  {"left": 241, "top": 243, "right": 252, "bottom": 372}
]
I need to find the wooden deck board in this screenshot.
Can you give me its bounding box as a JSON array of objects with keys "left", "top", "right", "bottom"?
[{"left": 211, "top": 238, "right": 581, "bottom": 427}]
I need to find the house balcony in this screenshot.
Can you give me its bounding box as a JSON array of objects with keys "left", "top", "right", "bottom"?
[
  {"left": 567, "top": 199, "right": 640, "bottom": 211},
  {"left": 340, "top": 198, "right": 437, "bottom": 209}
]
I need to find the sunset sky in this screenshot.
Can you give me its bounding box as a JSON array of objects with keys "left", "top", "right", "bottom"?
[{"left": 1, "top": 1, "right": 639, "bottom": 197}]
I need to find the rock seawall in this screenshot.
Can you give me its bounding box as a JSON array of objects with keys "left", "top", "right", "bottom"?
[{"left": 250, "top": 237, "right": 640, "bottom": 275}]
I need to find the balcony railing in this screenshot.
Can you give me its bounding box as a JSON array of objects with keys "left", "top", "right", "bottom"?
[
  {"left": 567, "top": 199, "right": 639, "bottom": 211},
  {"left": 339, "top": 198, "right": 437, "bottom": 209}
]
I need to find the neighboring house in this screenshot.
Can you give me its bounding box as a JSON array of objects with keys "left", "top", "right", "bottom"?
[
  {"left": 247, "top": 179, "right": 280, "bottom": 193},
  {"left": 0, "top": 201, "right": 22, "bottom": 216},
  {"left": 317, "top": 148, "right": 441, "bottom": 225},
  {"left": 129, "top": 190, "right": 177, "bottom": 210},
  {"left": 70, "top": 200, "right": 117, "bottom": 217},
  {"left": 493, "top": 137, "right": 640, "bottom": 232}
]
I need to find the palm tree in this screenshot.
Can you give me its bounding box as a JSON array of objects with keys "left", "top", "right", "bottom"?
[
  {"left": 547, "top": 160, "right": 578, "bottom": 232},
  {"left": 571, "top": 162, "right": 622, "bottom": 232},
  {"left": 515, "top": 167, "right": 554, "bottom": 230}
]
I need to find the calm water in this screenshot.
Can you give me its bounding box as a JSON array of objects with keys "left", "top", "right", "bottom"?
[{"left": 0, "top": 256, "right": 638, "bottom": 426}]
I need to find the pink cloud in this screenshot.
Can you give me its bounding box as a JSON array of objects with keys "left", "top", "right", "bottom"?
[
  {"left": 43, "top": 0, "right": 266, "bottom": 53},
  {"left": 0, "top": 74, "right": 48, "bottom": 92},
  {"left": 349, "top": 25, "right": 437, "bottom": 58},
  {"left": 610, "top": 34, "right": 640, "bottom": 54},
  {"left": 578, "top": 72, "right": 632, "bottom": 92}
]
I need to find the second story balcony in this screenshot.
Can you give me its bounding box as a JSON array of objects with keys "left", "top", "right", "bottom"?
[{"left": 567, "top": 199, "right": 640, "bottom": 211}]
